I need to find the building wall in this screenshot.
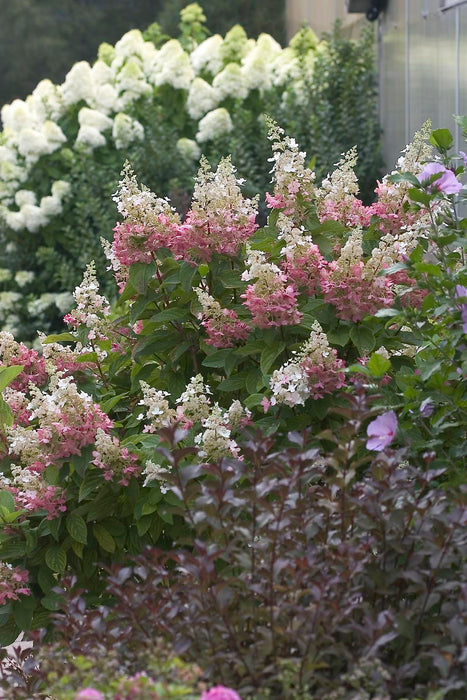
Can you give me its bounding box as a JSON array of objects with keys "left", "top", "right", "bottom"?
[
  {"left": 286, "top": 1, "right": 467, "bottom": 172},
  {"left": 380, "top": 0, "right": 467, "bottom": 170}
]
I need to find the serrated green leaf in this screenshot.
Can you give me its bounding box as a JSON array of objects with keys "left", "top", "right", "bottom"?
[
  {"left": 78, "top": 472, "right": 103, "bottom": 502},
  {"left": 66, "top": 513, "right": 88, "bottom": 544},
  {"left": 202, "top": 349, "right": 232, "bottom": 368},
  {"left": 0, "top": 398, "right": 13, "bottom": 428},
  {"left": 327, "top": 327, "right": 350, "bottom": 346},
  {"left": 42, "top": 332, "right": 77, "bottom": 344},
  {"left": 93, "top": 524, "right": 116, "bottom": 553},
  {"left": 216, "top": 375, "right": 246, "bottom": 392},
  {"left": 244, "top": 393, "right": 266, "bottom": 409},
  {"left": 13, "top": 596, "right": 35, "bottom": 630},
  {"left": 0, "top": 365, "right": 24, "bottom": 392},
  {"left": 38, "top": 567, "right": 57, "bottom": 594},
  {"left": 150, "top": 307, "right": 190, "bottom": 324},
  {"left": 349, "top": 326, "right": 375, "bottom": 355},
  {"left": 0, "top": 490, "right": 15, "bottom": 512},
  {"left": 430, "top": 128, "right": 453, "bottom": 151},
  {"left": 408, "top": 187, "right": 431, "bottom": 206},
  {"left": 128, "top": 262, "right": 156, "bottom": 295},
  {"left": 0, "top": 618, "right": 20, "bottom": 646},
  {"left": 367, "top": 352, "right": 391, "bottom": 378},
  {"left": 45, "top": 545, "right": 67, "bottom": 573},
  {"left": 260, "top": 342, "right": 285, "bottom": 375}
]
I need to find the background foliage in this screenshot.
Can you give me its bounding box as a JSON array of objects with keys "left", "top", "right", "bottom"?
[{"left": 0, "top": 6, "right": 382, "bottom": 340}]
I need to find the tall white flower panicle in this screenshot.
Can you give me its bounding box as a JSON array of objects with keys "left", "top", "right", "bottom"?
[
  {"left": 212, "top": 63, "right": 248, "bottom": 101},
  {"left": 138, "top": 381, "right": 175, "bottom": 432},
  {"left": 151, "top": 40, "right": 194, "bottom": 90},
  {"left": 190, "top": 35, "right": 224, "bottom": 76},
  {"left": 112, "top": 113, "right": 144, "bottom": 150},
  {"left": 65, "top": 262, "right": 111, "bottom": 340},
  {"left": 115, "top": 58, "right": 152, "bottom": 107},
  {"left": 75, "top": 107, "right": 114, "bottom": 151},
  {"left": 242, "top": 245, "right": 282, "bottom": 289},
  {"left": 176, "top": 374, "right": 212, "bottom": 424},
  {"left": 241, "top": 34, "right": 282, "bottom": 92},
  {"left": 187, "top": 78, "right": 219, "bottom": 120},
  {"left": 396, "top": 120, "right": 433, "bottom": 175},
  {"left": 196, "top": 108, "right": 233, "bottom": 143},
  {"left": 112, "top": 163, "right": 178, "bottom": 228},
  {"left": 194, "top": 403, "right": 242, "bottom": 462},
  {"left": 318, "top": 147, "right": 360, "bottom": 201},
  {"left": 60, "top": 61, "right": 95, "bottom": 106}
]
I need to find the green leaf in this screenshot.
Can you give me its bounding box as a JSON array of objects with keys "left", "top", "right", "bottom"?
[
  {"left": 244, "top": 393, "right": 266, "bottom": 409},
  {"left": 93, "top": 524, "right": 116, "bottom": 553},
  {"left": 216, "top": 375, "right": 246, "bottom": 392},
  {"left": 150, "top": 307, "right": 190, "bottom": 324},
  {"left": 0, "top": 365, "right": 24, "bottom": 392},
  {"left": 367, "top": 352, "right": 391, "bottom": 378},
  {"left": 350, "top": 326, "right": 375, "bottom": 355},
  {"left": 45, "top": 545, "right": 67, "bottom": 573},
  {"left": 0, "top": 398, "right": 13, "bottom": 428},
  {"left": 408, "top": 188, "right": 431, "bottom": 206},
  {"left": 66, "top": 513, "right": 88, "bottom": 544},
  {"left": 202, "top": 349, "right": 232, "bottom": 368},
  {"left": 260, "top": 342, "right": 285, "bottom": 375},
  {"left": 13, "top": 596, "right": 35, "bottom": 630},
  {"left": 42, "top": 332, "right": 78, "bottom": 344},
  {"left": 128, "top": 262, "right": 156, "bottom": 294},
  {"left": 78, "top": 471, "right": 103, "bottom": 502},
  {"left": 0, "top": 619, "right": 20, "bottom": 647},
  {"left": 430, "top": 128, "right": 453, "bottom": 151},
  {"left": 38, "top": 567, "right": 57, "bottom": 594},
  {"left": 327, "top": 326, "right": 350, "bottom": 346},
  {"left": 0, "top": 490, "right": 15, "bottom": 512}
]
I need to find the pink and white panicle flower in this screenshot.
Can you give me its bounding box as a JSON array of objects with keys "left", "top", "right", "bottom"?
[
  {"left": 112, "top": 164, "right": 181, "bottom": 267},
  {"left": 195, "top": 287, "right": 250, "bottom": 348},
  {"left": 91, "top": 428, "right": 141, "bottom": 486},
  {"left": 320, "top": 229, "right": 394, "bottom": 322},
  {"left": 0, "top": 562, "right": 31, "bottom": 606},
  {"left": 171, "top": 157, "right": 259, "bottom": 263},
  {"left": 369, "top": 121, "right": 433, "bottom": 235},
  {"left": 63, "top": 262, "right": 111, "bottom": 341},
  {"left": 270, "top": 321, "right": 346, "bottom": 405},
  {"left": 316, "top": 147, "right": 372, "bottom": 228},
  {"left": 194, "top": 403, "right": 247, "bottom": 462},
  {"left": 175, "top": 374, "right": 212, "bottom": 427},
  {"left": 241, "top": 245, "right": 302, "bottom": 328},
  {"left": 138, "top": 381, "right": 175, "bottom": 433},
  {"left": 0, "top": 331, "right": 47, "bottom": 391},
  {"left": 7, "top": 374, "right": 112, "bottom": 473},
  {"left": 2, "top": 388, "right": 30, "bottom": 426},
  {"left": 277, "top": 213, "right": 325, "bottom": 296},
  {"left": 265, "top": 120, "right": 315, "bottom": 220},
  {"left": 4, "top": 465, "right": 66, "bottom": 519}
]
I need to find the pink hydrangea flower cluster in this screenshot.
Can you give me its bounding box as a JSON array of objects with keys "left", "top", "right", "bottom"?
[
  {"left": 112, "top": 158, "right": 258, "bottom": 268},
  {"left": 7, "top": 375, "right": 113, "bottom": 474},
  {"left": 265, "top": 121, "right": 315, "bottom": 220},
  {"left": 0, "top": 331, "right": 47, "bottom": 392},
  {"left": 91, "top": 429, "right": 141, "bottom": 486},
  {"left": 321, "top": 260, "right": 394, "bottom": 322},
  {"left": 282, "top": 242, "right": 325, "bottom": 296},
  {"left": 195, "top": 288, "right": 250, "bottom": 348},
  {"left": 318, "top": 196, "right": 372, "bottom": 229},
  {"left": 241, "top": 247, "right": 302, "bottom": 328},
  {"left": 0, "top": 562, "right": 31, "bottom": 606},
  {"left": 9, "top": 467, "right": 67, "bottom": 519}
]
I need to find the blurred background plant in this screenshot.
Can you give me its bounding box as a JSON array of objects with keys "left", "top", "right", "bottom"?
[{"left": 0, "top": 3, "right": 382, "bottom": 341}]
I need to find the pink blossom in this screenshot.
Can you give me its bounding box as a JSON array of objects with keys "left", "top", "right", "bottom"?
[
  {"left": 242, "top": 281, "right": 302, "bottom": 329},
  {"left": 318, "top": 197, "right": 373, "bottom": 228},
  {"left": 171, "top": 209, "right": 258, "bottom": 263},
  {"left": 282, "top": 243, "right": 325, "bottom": 296},
  {"left": 201, "top": 686, "right": 242, "bottom": 700},
  {"left": 320, "top": 263, "right": 394, "bottom": 322},
  {"left": 0, "top": 564, "right": 31, "bottom": 605},
  {"left": 366, "top": 411, "right": 398, "bottom": 451},
  {"left": 74, "top": 689, "right": 105, "bottom": 700},
  {"left": 202, "top": 310, "right": 251, "bottom": 348},
  {"left": 418, "top": 162, "right": 462, "bottom": 195},
  {"left": 300, "top": 353, "right": 346, "bottom": 400},
  {"left": 0, "top": 344, "right": 47, "bottom": 392}
]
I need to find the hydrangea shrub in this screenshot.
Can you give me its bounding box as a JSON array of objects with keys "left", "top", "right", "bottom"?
[
  {"left": 0, "top": 119, "right": 465, "bottom": 654},
  {"left": 0, "top": 4, "right": 382, "bottom": 339}
]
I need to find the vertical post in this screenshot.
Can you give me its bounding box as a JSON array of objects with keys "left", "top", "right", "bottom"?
[{"left": 405, "top": 0, "right": 410, "bottom": 144}]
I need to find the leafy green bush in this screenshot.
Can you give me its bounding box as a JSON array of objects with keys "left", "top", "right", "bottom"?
[
  {"left": 0, "top": 118, "right": 464, "bottom": 663},
  {"left": 0, "top": 4, "right": 382, "bottom": 339}
]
